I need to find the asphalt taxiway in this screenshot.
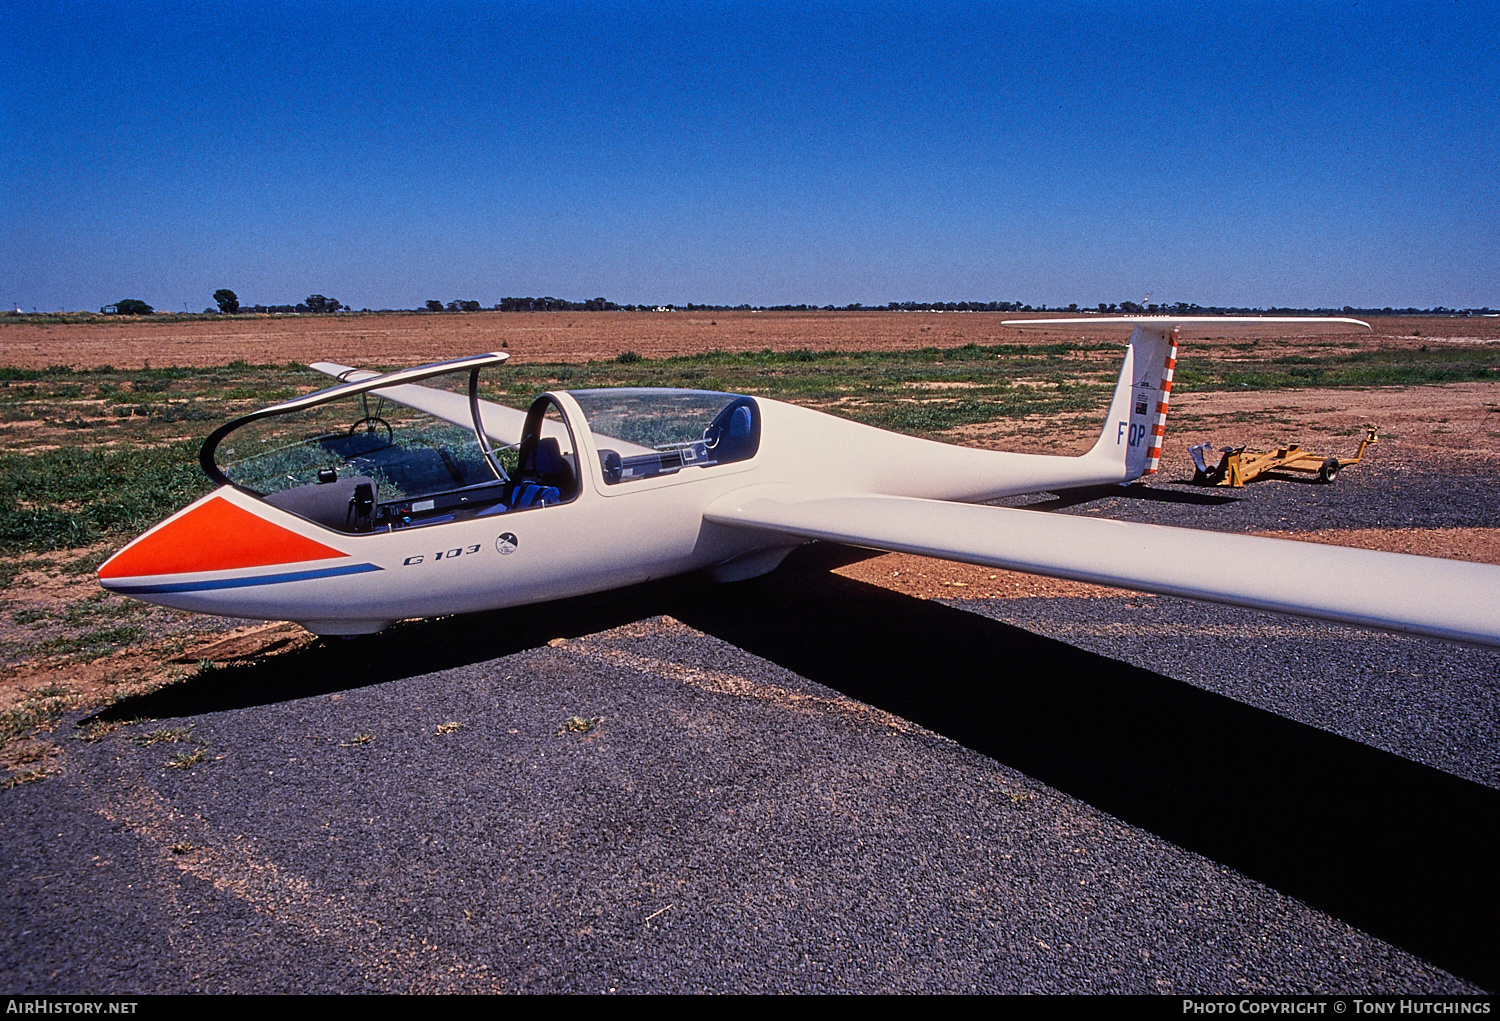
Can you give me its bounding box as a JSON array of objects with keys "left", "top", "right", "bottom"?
[{"left": 3, "top": 460, "right": 1496, "bottom": 993}]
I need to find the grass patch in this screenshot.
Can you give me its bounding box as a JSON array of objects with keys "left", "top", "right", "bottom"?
[
  {"left": 62, "top": 550, "right": 115, "bottom": 575},
  {"left": 35, "top": 624, "right": 146, "bottom": 659},
  {"left": 58, "top": 592, "right": 145, "bottom": 626},
  {"left": 2, "top": 767, "right": 54, "bottom": 788},
  {"left": 0, "top": 694, "right": 71, "bottom": 743},
  {"left": 1179, "top": 346, "right": 1499, "bottom": 392},
  {"left": 0, "top": 441, "right": 212, "bottom": 555},
  {"left": 5, "top": 738, "right": 55, "bottom": 767},
  {"left": 165, "top": 748, "right": 205, "bottom": 769},
  {"left": 133, "top": 726, "right": 193, "bottom": 746},
  {"left": 77, "top": 718, "right": 135, "bottom": 743}
]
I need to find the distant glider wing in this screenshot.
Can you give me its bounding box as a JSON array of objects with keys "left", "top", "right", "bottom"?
[
  {"left": 704, "top": 489, "right": 1500, "bottom": 649},
  {"left": 309, "top": 361, "right": 655, "bottom": 455},
  {"left": 310, "top": 360, "right": 533, "bottom": 447}
]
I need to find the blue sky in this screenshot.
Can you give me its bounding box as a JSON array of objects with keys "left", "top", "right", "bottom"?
[{"left": 3, "top": 0, "right": 1497, "bottom": 311}]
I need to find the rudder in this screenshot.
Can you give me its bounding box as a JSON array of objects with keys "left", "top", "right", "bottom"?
[{"left": 1088, "top": 323, "right": 1179, "bottom": 480}]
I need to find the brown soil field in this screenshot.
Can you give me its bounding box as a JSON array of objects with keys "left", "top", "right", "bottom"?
[{"left": 3, "top": 309, "right": 1498, "bottom": 370}]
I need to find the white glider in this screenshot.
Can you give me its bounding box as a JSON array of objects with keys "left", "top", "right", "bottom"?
[{"left": 97, "top": 318, "right": 1500, "bottom": 647}]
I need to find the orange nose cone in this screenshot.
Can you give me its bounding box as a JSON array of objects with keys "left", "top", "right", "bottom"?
[{"left": 99, "top": 496, "right": 349, "bottom": 580}]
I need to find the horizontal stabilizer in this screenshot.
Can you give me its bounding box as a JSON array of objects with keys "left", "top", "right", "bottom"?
[
  {"left": 1004, "top": 316, "right": 1371, "bottom": 336},
  {"left": 704, "top": 488, "right": 1500, "bottom": 649}
]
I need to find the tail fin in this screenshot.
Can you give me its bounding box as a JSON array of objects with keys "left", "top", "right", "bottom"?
[
  {"left": 1086, "top": 323, "right": 1179, "bottom": 480},
  {"left": 1004, "top": 315, "right": 1371, "bottom": 483}
]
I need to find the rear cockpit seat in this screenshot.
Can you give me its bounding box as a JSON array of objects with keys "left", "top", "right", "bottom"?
[{"left": 532, "top": 437, "right": 577, "bottom": 500}]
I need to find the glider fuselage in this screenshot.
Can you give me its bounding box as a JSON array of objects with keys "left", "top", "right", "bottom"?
[{"left": 97, "top": 392, "right": 1136, "bottom": 635}]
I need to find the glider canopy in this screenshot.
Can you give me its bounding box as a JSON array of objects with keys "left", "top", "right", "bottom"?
[{"left": 200, "top": 357, "right": 761, "bottom": 533}]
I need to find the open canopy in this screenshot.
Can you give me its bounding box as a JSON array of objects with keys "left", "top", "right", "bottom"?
[
  {"left": 201, "top": 355, "right": 575, "bottom": 533},
  {"left": 199, "top": 357, "right": 764, "bottom": 534}
]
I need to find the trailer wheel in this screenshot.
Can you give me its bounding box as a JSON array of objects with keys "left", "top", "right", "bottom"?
[{"left": 1317, "top": 457, "right": 1340, "bottom": 483}]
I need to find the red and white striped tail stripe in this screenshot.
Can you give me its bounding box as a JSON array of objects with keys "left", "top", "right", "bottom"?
[{"left": 1142, "top": 339, "right": 1178, "bottom": 473}]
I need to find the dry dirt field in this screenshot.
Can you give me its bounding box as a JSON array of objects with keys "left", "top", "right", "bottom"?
[{"left": 4, "top": 308, "right": 1498, "bottom": 370}]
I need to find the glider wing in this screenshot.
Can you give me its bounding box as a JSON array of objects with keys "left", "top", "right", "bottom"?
[
  {"left": 309, "top": 361, "right": 655, "bottom": 455},
  {"left": 703, "top": 488, "right": 1500, "bottom": 649}
]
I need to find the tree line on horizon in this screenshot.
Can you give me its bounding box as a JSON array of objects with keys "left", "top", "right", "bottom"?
[{"left": 90, "top": 289, "right": 1494, "bottom": 318}]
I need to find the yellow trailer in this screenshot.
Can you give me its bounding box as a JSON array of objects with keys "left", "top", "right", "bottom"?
[{"left": 1189, "top": 427, "right": 1377, "bottom": 487}]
